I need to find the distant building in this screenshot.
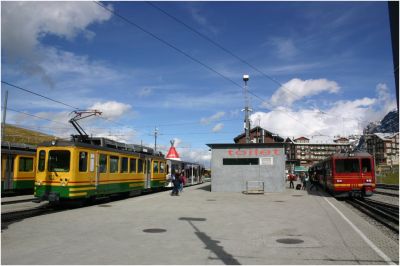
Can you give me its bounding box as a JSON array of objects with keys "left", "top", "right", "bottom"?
[
  {"left": 285, "top": 135, "right": 352, "bottom": 171},
  {"left": 233, "top": 126, "right": 284, "bottom": 144},
  {"left": 366, "top": 133, "right": 399, "bottom": 166}
]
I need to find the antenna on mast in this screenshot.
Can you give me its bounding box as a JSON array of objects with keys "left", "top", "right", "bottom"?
[{"left": 69, "top": 110, "right": 102, "bottom": 142}]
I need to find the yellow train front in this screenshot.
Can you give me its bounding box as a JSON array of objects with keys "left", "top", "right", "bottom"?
[{"left": 34, "top": 138, "right": 167, "bottom": 203}]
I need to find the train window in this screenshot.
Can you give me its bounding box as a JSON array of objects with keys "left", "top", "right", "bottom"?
[
  {"left": 99, "top": 154, "right": 107, "bottom": 173},
  {"left": 153, "top": 161, "right": 159, "bottom": 174},
  {"left": 19, "top": 157, "right": 33, "bottom": 172},
  {"left": 160, "top": 162, "right": 165, "bottom": 173},
  {"left": 48, "top": 150, "right": 70, "bottom": 172},
  {"left": 335, "top": 159, "right": 360, "bottom": 173},
  {"left": 38, "top": 150, "right": 45, "bottom": 172},
  {"left": 130, "top": 158, "right": 137, "bottom": 173},
  {"left": 361, "top": 159, "right": 372, "bottom": 173},
  {"left": 110, "top": 156, "right": 119, "bottom": 173},
  {"left": 138, "top": 159, "right": 144, "bottom": 173},
  {"left": 79, "top": 152, "right": 88, "bottom": 172},
  {"left": 121, "top": 157, "right": 128, "bottom": 173}
]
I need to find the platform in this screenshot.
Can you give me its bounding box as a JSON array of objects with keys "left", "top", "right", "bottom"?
[{"left": 1, "top": 182, "right": 398, "bottom": 264}]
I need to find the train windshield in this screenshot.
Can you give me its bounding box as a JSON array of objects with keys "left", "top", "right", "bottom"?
[
  {"left": 48, "top": 150, "right": 70, "bottom": 172},
  {"left": 335, "top": 159, "right": 360, "bottom": 173}
]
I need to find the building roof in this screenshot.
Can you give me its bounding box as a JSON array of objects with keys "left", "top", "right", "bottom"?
[
  {"left": 374, "top": 132, "right": 399, "bottom": 141},
  {"left": 289, "top": 135, "right": 350, "bottom": 145},
  {"left": 207, "top": 143, "right": 285, "bottom": 149},
  {"left": 233, "top": 126, "right": 284, "bottom": 142}
]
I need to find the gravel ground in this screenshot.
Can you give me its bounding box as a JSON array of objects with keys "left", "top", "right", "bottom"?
[
  {"left": 370, "top": 191, "right": 399, "bottom": 206},
  {"left": 343, "top": 192, "right": 399, "bottom": 243}
]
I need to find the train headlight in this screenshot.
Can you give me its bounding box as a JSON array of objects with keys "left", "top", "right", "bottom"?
[
  {"left": 366, "top": 179, "right": 372, "bottom": 183},
  {"left": 336, "top": 179, "right": 342, "bottom": 183},
  {"left": 35, "top": 181, "right": 42, "bottom": 186}
]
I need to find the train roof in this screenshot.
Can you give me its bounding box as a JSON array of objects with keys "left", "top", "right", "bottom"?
[
  {"left": 38, "top": 138, "right": 165, "bottom": 159},
  {"left": 1, "top": 141, "right": 37, "bottom": 155}
]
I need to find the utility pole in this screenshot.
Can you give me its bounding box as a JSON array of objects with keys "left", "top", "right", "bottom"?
[
  {"left": 2, "top": 90, "right": 8, "bottom": 142},
  {"left": 242, "top": 74, "right": 252, "bottom": 143},
  {"left": 153, "top": 127, "right": 158, "bottom": 153}
]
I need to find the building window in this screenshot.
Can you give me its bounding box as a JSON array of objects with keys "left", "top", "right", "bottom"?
[{"left": 223, "top": 158, "right": 259, "bottom": 165}]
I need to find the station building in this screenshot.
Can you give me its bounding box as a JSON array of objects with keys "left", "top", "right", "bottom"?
[{"left": 207, "top": 143, "right": 286, "bottom": 193}]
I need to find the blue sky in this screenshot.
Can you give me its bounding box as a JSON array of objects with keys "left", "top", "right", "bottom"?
[{"left": 1, "top": 1, "right": 397, "bottom": 165}]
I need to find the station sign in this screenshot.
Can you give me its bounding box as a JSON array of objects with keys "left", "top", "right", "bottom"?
[{"left": 227, "top": 149, "right": 280, "bottom": 156}]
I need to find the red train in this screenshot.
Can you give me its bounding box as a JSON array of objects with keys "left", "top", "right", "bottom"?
[{"left": 309, "top": 152, "right": 375, "bottom": 197}]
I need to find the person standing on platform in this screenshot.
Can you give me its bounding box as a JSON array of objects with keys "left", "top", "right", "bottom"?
[
  {"left": 171, "top": 171, "right": 181, "bottom": 196},
  {"left": 300, "top": 172, "right": 307, "bottom": 190},
  {"left": 179, "top": 171, "right": 186, "bottom": 193},
  {"left": 309, "top": 172, "right": 318, "bottom": 191},
  {"left": 288, "top": 174, "right": 294, "bottom": 188}
]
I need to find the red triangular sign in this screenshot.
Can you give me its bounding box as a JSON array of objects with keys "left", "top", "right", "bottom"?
[{"left": 166, "top": 146, "right": 180, "bottom": 160}]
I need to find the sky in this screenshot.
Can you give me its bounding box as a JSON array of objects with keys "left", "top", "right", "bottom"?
[{"left": 1, "top": 1, "right": 397, "bottom": 166}]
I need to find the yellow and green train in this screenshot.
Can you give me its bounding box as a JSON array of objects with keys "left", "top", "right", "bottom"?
[
  {"left": 1, "top": 142, "right": 36, "bottom": 193},
  {"left": 34, "top": 138, "right": 167, "bottom": 202}
]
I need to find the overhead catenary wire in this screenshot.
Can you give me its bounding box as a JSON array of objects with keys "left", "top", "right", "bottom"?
[
  {"left": 2, "top": 81, "right": 80, "bottom": 110},
  {"left": 92, "top": 2, "right": 337, "bottom": 136},
  {"left": 145, "top": 1, "right": 306, "bottom": 103}
]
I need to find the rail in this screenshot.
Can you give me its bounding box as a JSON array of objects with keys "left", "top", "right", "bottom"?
[{"left": 345, "top": 198, "right": 399, "bottom": 233}]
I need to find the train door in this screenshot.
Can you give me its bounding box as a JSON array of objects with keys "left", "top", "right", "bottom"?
[
  {"left": 4, "top": 154, "right": 14, "bottom": 190},
  {"left": 145, "top": 159, "right": 151, "bottom": 189},
  {"left": 361, "top": 157, "right": 374, "bottom": 196}
]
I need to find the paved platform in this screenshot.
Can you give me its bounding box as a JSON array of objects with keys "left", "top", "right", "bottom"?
[{"left": 1, "top": 182, "right": 399, "bottom": 265}]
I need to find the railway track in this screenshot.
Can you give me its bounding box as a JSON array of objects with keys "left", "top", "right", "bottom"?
[
  {"left": 1, "top": 205, "right": 54, "bottom": 224},
  {"left": 345, "top": 198, "right": 399, "bottom": 233},
  {"left": 376, "top": 184, "right": 399, "bottom": 190},
  {"left": 374, "top": 190, "right": 399, "bottom": 197}
]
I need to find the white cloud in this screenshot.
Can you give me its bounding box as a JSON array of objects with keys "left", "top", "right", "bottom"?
[
  {"left": 251, "top": 83, "right": 396, "bottom": 138},
  {"left": 264, "top": 78, "right": 340, "bottom": 108},
  {"left": 89, "top": 101, "right": 132, "bottom": 119},
  {"left": 267, "top": 37, "right": 298, "bottom": 59},
  {"left": 137, "top": 87, "right": 153, "bottom": 97},
  {"left": 200, "top": 111, "right": 225, "bottom": 125},
  {"left": 187, "top": 4, "right": 219, "bottom": 35},
  {"left": 212, "top": 123, "right": 224, "bottom": 132},
  {"left": 2, "top": 1, "right": 113, "bottom": 87}
]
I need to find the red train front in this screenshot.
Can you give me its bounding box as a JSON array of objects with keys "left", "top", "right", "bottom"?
[{"left": 310, "top": 152, "right": 375, "bottom": 197}]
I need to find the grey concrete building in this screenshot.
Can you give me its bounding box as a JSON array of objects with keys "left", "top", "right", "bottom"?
[{"left": 207, "top": 143, "right": 286, "bottom": 193}]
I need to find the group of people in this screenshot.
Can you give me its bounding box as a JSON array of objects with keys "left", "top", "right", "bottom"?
[
  {"left": 170, "top": 170, "right": 187, "bottom": 196},
  {"left": 287, "top": 172, "right": 319, "bottom": 191}
]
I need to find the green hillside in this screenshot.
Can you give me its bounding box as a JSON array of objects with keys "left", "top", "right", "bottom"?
[{"left": 2, "top": 124, "right": 56, "bottom": 145}]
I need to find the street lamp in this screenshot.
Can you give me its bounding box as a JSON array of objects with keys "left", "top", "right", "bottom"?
[{"left": 242, "top": 74, "right": 251, "bottom": 143}]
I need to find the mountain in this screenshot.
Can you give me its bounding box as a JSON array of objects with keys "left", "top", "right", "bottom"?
[
  {"left": 2, "top": 124, "right": 56, "bottom": 145},
  {"left": 363, "top": 110, "right": 399, "bottom": 134},
  {"left": 356, "top": 110, "right": 399, "bottom": 151}
]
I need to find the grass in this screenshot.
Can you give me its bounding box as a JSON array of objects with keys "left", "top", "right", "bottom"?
[
  {"left": 376, "top": 172, "right": 399, "bottom": 185},
  {"left": 2, "top": 124, "right": 56, "bottom": 145}
]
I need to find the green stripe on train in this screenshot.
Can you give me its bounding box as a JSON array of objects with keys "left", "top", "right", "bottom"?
[
  {"left": 35, "top": 180, "right": 166, "bottom": 199},
  {"left": 2, "top": 180, "right": 34, "bottom": 191}
]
